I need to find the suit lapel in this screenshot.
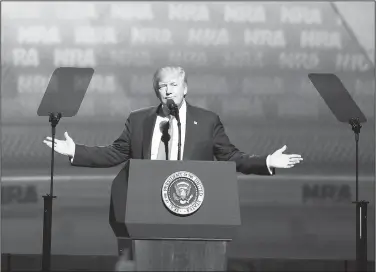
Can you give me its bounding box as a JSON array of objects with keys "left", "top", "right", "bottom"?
[
  {"left": 142, "top": 106, "right": 159, "bottom": 159},
  {"left": 183, "top": 103, "right": 195, "bottom": 160}
]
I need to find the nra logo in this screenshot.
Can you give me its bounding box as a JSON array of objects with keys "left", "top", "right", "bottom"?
[
  {"left": 302, "top": 184, "right": 352, "bottom": 204},
  {"left": 2, "top": 185, "right": 38, "bottom": 205}
]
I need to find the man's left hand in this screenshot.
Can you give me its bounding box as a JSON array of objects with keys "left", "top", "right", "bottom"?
[{"left": 269, "top": 145, "right": 303, "bottom": 169}]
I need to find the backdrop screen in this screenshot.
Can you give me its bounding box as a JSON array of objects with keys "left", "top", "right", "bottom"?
[{"left": 2, "top": 2, "right": 374, "bottom": 123}]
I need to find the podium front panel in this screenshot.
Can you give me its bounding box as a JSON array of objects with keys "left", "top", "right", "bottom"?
[{"left": 125, "top": 160, "right": 241, "bottom": 240}]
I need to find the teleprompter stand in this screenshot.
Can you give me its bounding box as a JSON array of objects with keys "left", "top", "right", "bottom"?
[
  {"left": 308, "top": 73, "right": 368, "bottom": 272},
  {"left": 37, "top": 67, "right": 94, "bottom": 272}
]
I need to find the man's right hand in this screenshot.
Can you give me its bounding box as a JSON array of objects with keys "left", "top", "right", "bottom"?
[{"left": 43, "top": 131, "right": 75, "bottom": 157}]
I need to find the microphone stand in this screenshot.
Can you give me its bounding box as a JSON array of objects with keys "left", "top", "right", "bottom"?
[
  {"left": 176, "top": 114, "right": 181, "bottom": 161},
  {"left": 169, "top": 105, "right": 182, "bottom": 161}
]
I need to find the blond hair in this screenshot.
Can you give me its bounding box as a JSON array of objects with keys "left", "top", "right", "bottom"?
[{"left": 152, "top": 66, "right": 188, "bottom": 92}]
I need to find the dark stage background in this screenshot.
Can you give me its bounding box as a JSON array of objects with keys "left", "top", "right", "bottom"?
[{"left": 1, "top": 1, "right": 375, "bottom": 270}]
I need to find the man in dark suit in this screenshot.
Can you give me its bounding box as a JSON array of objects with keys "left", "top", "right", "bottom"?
[{"left": 44, "top": 66, "right": 302, "bottom": 261}]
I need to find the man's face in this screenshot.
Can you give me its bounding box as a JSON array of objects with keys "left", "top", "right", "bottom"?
[{"left": 156, "top": 70, "right": 187, "bottom": 107}]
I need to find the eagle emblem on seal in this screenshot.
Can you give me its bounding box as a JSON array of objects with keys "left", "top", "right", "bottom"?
[{"left": 173, "top": 181, "right": 194, "bottom": 205}]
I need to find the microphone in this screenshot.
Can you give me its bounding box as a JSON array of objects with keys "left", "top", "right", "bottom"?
[
  {"left": 166, "top": 99, "right": 178, "bottom": 118},
  {"left": 160, "top": 120, "right": 170, "bottom": 160},
  {"left": 160, "top": 120, "right": 170, "bottom": 143}
]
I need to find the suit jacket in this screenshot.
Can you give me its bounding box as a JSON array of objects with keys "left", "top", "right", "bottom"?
[{"left": 71, "top": 102, "right": 274, "bottom": 237}]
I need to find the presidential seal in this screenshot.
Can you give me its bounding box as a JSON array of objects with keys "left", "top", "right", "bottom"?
[{"left": 161, "top": 171, "right": 204, "bottom": 216}]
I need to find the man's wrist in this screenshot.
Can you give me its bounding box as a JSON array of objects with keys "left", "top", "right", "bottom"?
[
  {"left": 68, "top": 147, "right": 75, "bottom": 163},
  {"left": 266, "top": 155, "right": 271, "bottom": 167},
  {"left": 266, "top": 155, "right": 273, "bottom": 175},
  {"left": 70, "top": 144, "right": 76, "bottom": 162}
]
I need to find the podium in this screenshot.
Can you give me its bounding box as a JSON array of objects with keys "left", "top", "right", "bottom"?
[{"left": 110, "top": 159, "right": 241, "bottom": 271}]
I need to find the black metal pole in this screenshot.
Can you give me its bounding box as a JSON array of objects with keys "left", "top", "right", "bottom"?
[
  {"left": 177, "top": 120, "right": 181, "bottom": 161},
  {"left": 42, "top": 195, "right": 55, "bottom": 272},
  {"left": 355, "top": 129, "right": 359, "bottom": 203},
  {"left": 349, "top": 117, "right": 368, "bottom": 272},
  {"left": 41, "top": 113, "right": 60, "bottom": 272},
  {"left": 169, "top": 106, "right": 181, "bottom": 161},
  {"left": 354, "top": 201, "right": 369, "bottom": 272}
]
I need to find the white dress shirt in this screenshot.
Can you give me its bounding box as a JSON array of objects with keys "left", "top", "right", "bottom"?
[{"left": 150, "top": 100, "right": 187, "bottom": 160}]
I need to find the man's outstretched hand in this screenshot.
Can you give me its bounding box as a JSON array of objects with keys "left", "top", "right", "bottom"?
[
  {"left": 43, "top": 131, "right": 75, "bottom": 157},
  {"left": 269, "top": 145, "right": 303, "bottom": 169}
]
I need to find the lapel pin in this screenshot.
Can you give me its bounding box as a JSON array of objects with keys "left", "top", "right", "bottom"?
[{"left": 194, "top": 121, "right": 198, "bottom": 125}]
